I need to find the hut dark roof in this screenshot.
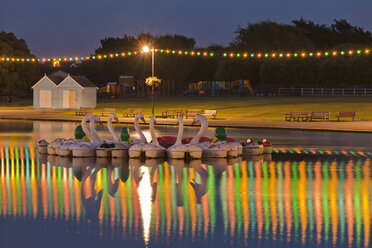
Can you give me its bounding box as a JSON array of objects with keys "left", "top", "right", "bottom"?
[
  {"left": 70, "top": 75, "right": 96, "bottom": 88},
  {"left": 47, "top": 75, "right": 65, "bottom": 85}
]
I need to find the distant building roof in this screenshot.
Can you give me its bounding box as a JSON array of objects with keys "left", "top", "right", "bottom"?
[{"left": 70, "top": 75, "right": 97, "bottom": 88}]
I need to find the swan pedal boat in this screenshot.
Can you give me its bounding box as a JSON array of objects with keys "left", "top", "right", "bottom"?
[{"left": 242, "top": 139, "right": 263, "bottom": 155}]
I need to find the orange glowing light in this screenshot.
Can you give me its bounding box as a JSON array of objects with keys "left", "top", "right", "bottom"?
[
  {"left": 316, "top": 52, "right": 322, "bottom": 57},
  {"left": 121, "top": 52, "right": 125, "bottom": 56},
  {"left": 109, "top": 54, "right": 114, "bottom": 58},
  {"left": 257, "top": 53, "right": 262, "bottom": 58},
  {"left": 166, "top": 50, "right": 170, "bottom": 54},
  {"left": 230, "top": 53, "right": 234, "bottom": 57},
  {"left": 301, "top": 53, "right": 306, "bottom": 57},
  {"left": 332, "top": 51, "right": 337, "bottom": 56},
  {"left": 203, "top": 52, "right": 208, "bottom": 56},
  {"left": 348, "top": 50, "right": 354, "bottom": 55},
  {"left": 178, "top": 51, "right": 182, "bottom": 55},
  {"left": 191, "top": 51, "right": 195, "bottom": 55},
  {"left": 272, "top": 53, "right": 276, "bottom": 58},
  {"left": 243, "top": 53, "right": 248, "bottom": 58}
]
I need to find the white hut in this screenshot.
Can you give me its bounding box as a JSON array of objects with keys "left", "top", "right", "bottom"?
[{"left": 32, "top": 71, "right": 97, "bottom": 109}]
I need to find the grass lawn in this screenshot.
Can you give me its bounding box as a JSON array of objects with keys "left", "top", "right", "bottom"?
[
  {"left": 3, "top": 96, "right": 372, "bottom": 121},
  {"left": 62, "top": 96, "right": 372, "bottom": 121}
]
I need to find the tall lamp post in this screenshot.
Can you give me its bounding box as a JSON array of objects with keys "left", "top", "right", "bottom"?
[{"left": 143, "top": 45, "right": 155, "bottom": 116}]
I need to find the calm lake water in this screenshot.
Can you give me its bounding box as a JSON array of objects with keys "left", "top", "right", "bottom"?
[{"left": 0, "top": 120, "right": 371, "bottom": 247}]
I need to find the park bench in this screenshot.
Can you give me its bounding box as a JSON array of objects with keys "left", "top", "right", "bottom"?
[
  {"left": 123, "top": 108, "right": 143, "bottom": 117},
  {"left": 185, "top": 109, "right": 202, "bottom": 119},
  {"left": 336, "top": 111, "right": 355, "bottom": 121},
  {"left": 203, "top": 109, "right": 217, "bottom": 119},
  {"left": 285, "top": 111, "right": 309, "bottom": 121},
  {"left": 309, "top": 111, "right": 330, "bottom": 121},
  {"left": 75, "top": 107, "right": 94, "bottom": 116},
  {"left": 161, "top": 109, "right": 182, "bottom": 118},
  {"left": 101, "top": 108, "right": 116, "bottom": 116}
]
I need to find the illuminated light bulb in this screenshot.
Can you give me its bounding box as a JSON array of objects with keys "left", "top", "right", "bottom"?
[
  {"left": 237, "top": 53, "right": 241, "bottom": 57},
  {"left": 257, "top": 53, "right": 262, "bottom": 58},
  {"left": 223, "top": 53, "right": 227, "bottom": 57},
  {"left": 103, "top": 55, "right": 107, "bottom": 58},
  {"left": 26, "top": 59, "right": 30, "bottom": 62},
  {"left": 172, "top": 51, "right": 176, "bottom": 54},
  {"left": 160, "top": 50, "right": 164, "bottom": 53},
  {"left": 340, "top": 51, "right": 345, "bottom": 55},
  {"left": 178, "top": 51, "right": 182, "bottom": 55},
  {"left": 21, "top": 58, "right": 24, "bottom": 62},
  {"left": 128, "top": 52, "right": 131, "bottom": 55},
  {"left": 115, "top": 53, "right": 119, "bottom": 57},
  {"left": 121, "top": 52, "right": 125, "bottom": 56},
  {"left": 154, "top": 49, "right": 158, "bottom": 52},
  {"left": 316, "top": 52, "right": 321, "bottom": 56},
  {"left": 109, "top": 54, "right": 114, "bottom": 58},
  {"left": 272, "top": 53, "right": 276, "bottom": 58},
  {"left": 81, "top": 57, "right": 84, "bottom": 60},
  {"left": 210, "top": 53, "right": 214, "bottom": 56},
  {"left": 365, "top": 49, "right": 370, "bottom": 54},
  {"left": 197, "top": 52, "right": 200, "bottom": 55},
  {"left": 324, "top": 52, "right": 329, "bottom": 56},
  {"left": 264, "top": 53, "right": 268, "bottom": 57},
  {"left": 47, "top": 59, "right": 51, "bottom": 61},
  {"left": 142, "top": 46, "right": 150, "bottom": 52},
  {"left": 1, "top": 58, "right": 4, "bottom": 61},
  {"left": 203, "top": 52, "right": 208, "bottom": 56},
  {"left": 184, "top": 51, "right": 188, "bottom": 55},
  {"left": 191, "top": 51, "right": 195, "bottom": 55},
  {"left": 86, "top": 57, "right": 89, "bottom": 60},
  {"left": 92, "top": 56, "right": 96, "bottom": 59},
  {"left": 11, "top": 58, "right": 15, "bottom": 61},
  {"left": 294, "top": 53, "right": 298, "bottom": 57},
  {"left": 348, "top": 50, "right": 353, "bottom": 55},
  {"left": 75, "top": 57, "right": 79, "bottom": 61},
  {"left": 332, "top": 51, "right": 337, "bottom": 56},
  {"left": 243, "top": 53, "right": 248, "bottom": 57},
  {"left": 16, "top": 58, "right": 19, "bottom": 61},
  {"left": 6, "top": 58, "right": 9, "bottom": 61},
  {"left": 70, "top": 58, "right": 73, "bottom": 61},
  {"left": 166, "top": 50, "right": 170, "bottom": 54},
  {"left": 229, "top": 53, "right": 234, "bottom": 57},
  {"left": 286, "top": 53, "right": 291, "bottom": 57},
  {"left": 301, "top": 53, "right": 306, "bottom": 57},
  {"left": 133, "top": 51, "right": 138, "bottom": 55},
  {"left": 357, "top": 50, "right": 361, "bottom": 54},
  {"left": 98, "top": 55, "right": 102, "bottom": 59},
  {"left": 279, "top": 53, "right": 283, "bottom": 57},
  {"left": 309, "top": 53, "right": 313, "bottom": 56},
  {"left": 250, "top": 53, "right": 254, "bottom": 57}
]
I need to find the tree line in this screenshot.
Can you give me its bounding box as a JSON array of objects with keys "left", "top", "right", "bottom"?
[
  {"left": 81, "top": 18, "right": 372, "bottom": 90},
  {"left": 1, "top": 18, "right": 372, "bottom": 98}
]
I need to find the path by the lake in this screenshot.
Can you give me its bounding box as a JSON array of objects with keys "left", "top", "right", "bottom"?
[{"left": 0, "top": 109, "right": 371, "bottom": 132}]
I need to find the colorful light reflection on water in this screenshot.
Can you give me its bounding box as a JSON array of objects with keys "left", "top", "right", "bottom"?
[{"left": 0, "top": 139, "right": 371, "bottom": 247}]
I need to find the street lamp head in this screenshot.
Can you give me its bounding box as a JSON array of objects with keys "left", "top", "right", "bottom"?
[{"left": 142, "top": 45, "right": 150, "bottom": 53}]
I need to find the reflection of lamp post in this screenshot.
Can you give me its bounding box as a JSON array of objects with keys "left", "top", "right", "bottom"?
[{"left": 143, "top": 45, "right": 155, "bottom": 116}]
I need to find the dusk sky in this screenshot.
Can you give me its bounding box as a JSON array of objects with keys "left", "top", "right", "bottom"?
[{"left": 0, "top": 0, "right": 370, "bottom": 58}]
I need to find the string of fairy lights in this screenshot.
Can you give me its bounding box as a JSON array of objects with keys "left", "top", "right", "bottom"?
[{"left": 0, "top": 48, "right": 371, "bottom": 63}]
